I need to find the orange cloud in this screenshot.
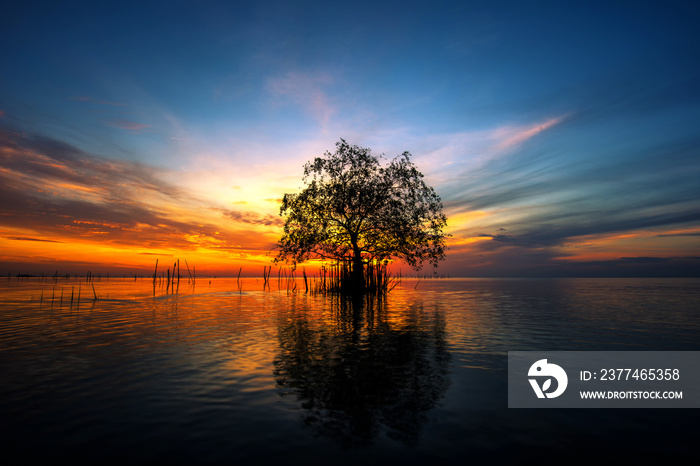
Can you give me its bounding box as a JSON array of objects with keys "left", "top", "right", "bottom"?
[
  {"left": 0, "top": 128, "right": 284, "bottom": 275},
  {"left": 554, "top": 229, "right": 699, "bottom": 263}
]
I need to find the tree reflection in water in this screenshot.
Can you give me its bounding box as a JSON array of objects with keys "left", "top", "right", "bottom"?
[{"left": 273, "top": 294, "right": 451, "bottom": 448}]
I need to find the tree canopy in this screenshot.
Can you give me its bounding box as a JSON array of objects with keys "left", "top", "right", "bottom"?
[{"left": 274, "top": 139, "right": 448, "bottom": 287}]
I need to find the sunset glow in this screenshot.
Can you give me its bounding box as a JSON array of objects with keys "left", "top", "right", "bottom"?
[{"left": 1, "top": 1, "right": 698, "bottom": 277}]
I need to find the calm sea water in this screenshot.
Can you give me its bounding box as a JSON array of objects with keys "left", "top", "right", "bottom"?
[{"left": 1, "top": 277, "right": 699, "bottom": 463}]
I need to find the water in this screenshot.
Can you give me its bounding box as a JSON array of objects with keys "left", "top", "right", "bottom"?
[{"left": 1, "top": 277, "right": 699, "bottom": 463}]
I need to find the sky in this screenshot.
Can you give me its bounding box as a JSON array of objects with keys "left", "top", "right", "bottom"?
[{"left": 1, "top": 0, "right": 699, "bottom": 277}]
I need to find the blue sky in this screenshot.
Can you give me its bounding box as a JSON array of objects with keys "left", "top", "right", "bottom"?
[{"left": 1, "top": 0, "right": 699, "bottom": 276}]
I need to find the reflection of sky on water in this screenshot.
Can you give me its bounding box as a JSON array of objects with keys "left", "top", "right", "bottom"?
[{"left": 0, "top": 277, "right": 699, "bottom": 462}]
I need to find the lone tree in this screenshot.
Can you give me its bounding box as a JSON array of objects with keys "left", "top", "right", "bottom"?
[{"left": 274, "top": 139, "right": 448, "bottom": 292}]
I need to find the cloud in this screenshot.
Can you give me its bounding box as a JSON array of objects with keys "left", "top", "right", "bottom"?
[
  {"left": 430, "top": 106, "right": 700, "bottom": 277},
  {"left": 0, "top": 127, "right": 177, "bottom": 198},
  {"left": 217, "top": 208, "right": 283, "bottom": 227},
  {"left": 267, "top": 71, "right": 336, "bottom": 125},
  {"left": 440, "top": 228, "right": 700, "bottom": 277},
  {"left": 71, "top": 96, "right": 125, "bottom": 107},
  {"left": 657, "top": 232, "right": 700, "bottom": 237},
  {"left": 5, "top": 236, "right": 63, "bottom": 243},
  {"left": 107, "top": 120, "right": 151, "bottom": 131},
  {"left": 490, "top": 117, "right": 566, "bottom": 153},
  {"left": 389, "top": 115, "right": 567, "bottom": 183},
  {"left": 0, "top": 126, "right": 279, "bottom": 257}
]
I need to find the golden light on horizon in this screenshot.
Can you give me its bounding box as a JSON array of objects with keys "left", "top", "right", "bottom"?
[{"left": 554, "top": 229, "right": 698, "bottom": 263}]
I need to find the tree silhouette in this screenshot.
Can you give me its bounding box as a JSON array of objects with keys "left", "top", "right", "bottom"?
[{"left": 274, "top": 139, "right": 448, "bottom": 292}]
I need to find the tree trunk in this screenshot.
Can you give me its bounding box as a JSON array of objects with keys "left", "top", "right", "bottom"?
[{"left": 351, "top": 245, "right": 365, "bottom": 294}]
